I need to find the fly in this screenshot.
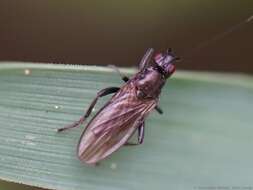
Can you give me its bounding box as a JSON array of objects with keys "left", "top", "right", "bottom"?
[
  {"left": 57, "top": 15, "right": 252, "bottom": 165},
  {"left": 57, "top": 48, "right": 178, "bottom": 165}
]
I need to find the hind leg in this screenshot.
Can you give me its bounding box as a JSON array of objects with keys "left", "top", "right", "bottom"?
[
  {"left": 125, "top": 120, "right": 145, "bottom": 146},
  {"left": 57, "top": 87, "right": 120, "bottom": 132}
]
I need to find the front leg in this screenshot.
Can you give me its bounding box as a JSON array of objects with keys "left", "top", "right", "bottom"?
[{"left": 139, "top": 48, "right": 154, "bottom": 70}]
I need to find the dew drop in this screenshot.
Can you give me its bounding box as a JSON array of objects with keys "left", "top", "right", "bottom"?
[{"left": 24, "top": 69, "right": 31, "bottom": 75}]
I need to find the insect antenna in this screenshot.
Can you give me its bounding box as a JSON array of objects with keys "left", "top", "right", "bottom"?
[
  {"left": 164, "top": 48, "right": 181, "bottom": 63},
  {"left": 182, "top": 15, "right": 253, "bottom": 59},
  {"left": 166, "top": 48, "right": 172, "bottom": 54}
]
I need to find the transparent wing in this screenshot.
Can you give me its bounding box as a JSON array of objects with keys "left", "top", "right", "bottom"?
[{"left": 77, "top": 83, "right": 156, "bottom": 164}]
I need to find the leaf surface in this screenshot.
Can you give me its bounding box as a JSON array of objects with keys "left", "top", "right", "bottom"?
[{"left": 0, "top": 63, "right": 253, "bottom": 190}]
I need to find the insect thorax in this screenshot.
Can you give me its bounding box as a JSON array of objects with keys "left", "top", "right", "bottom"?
[{"left": 135, "top": 67, "right": 165, "bottom": 99}]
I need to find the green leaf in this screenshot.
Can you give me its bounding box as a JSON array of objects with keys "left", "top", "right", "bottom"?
[{"left": 0, "top": 63, "right": 253, "bottom": 190}]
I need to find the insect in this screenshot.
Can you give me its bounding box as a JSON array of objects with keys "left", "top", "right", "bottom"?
[
  {"left": 57, "top": 15, "right": 252, "bottom": 165},
  {"left": 57, "top": 48, "right": 178, "bottom": 165}
]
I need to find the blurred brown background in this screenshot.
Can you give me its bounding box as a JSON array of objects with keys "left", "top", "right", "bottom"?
[{"left": 0, "top": 0, "right": 252, "bottom": 73}]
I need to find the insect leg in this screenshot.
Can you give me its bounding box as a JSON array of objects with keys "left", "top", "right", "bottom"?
[
  {"left": 155, "top": 106, "right": 163, "bottom": 114},
  {"left": 125, "top": 120, "right": 145, "bottom": 146},
  {"left": 137, "top": 121, "right": 145, "bottom": 144},
  {"left": 139, "top": 48, "right": 154, "bottom": 70},
  {"left": 124, "top": 142, "right": 139, "bottom": 146},
  {"left": 108, "top": 65, "right": 129, "bottom": 82},
  {"left": 57, "top": 87, "right": 120, "bottom": 132},
  {"left": 109, "top": 48, "right": 154, "bottom": 79}
]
